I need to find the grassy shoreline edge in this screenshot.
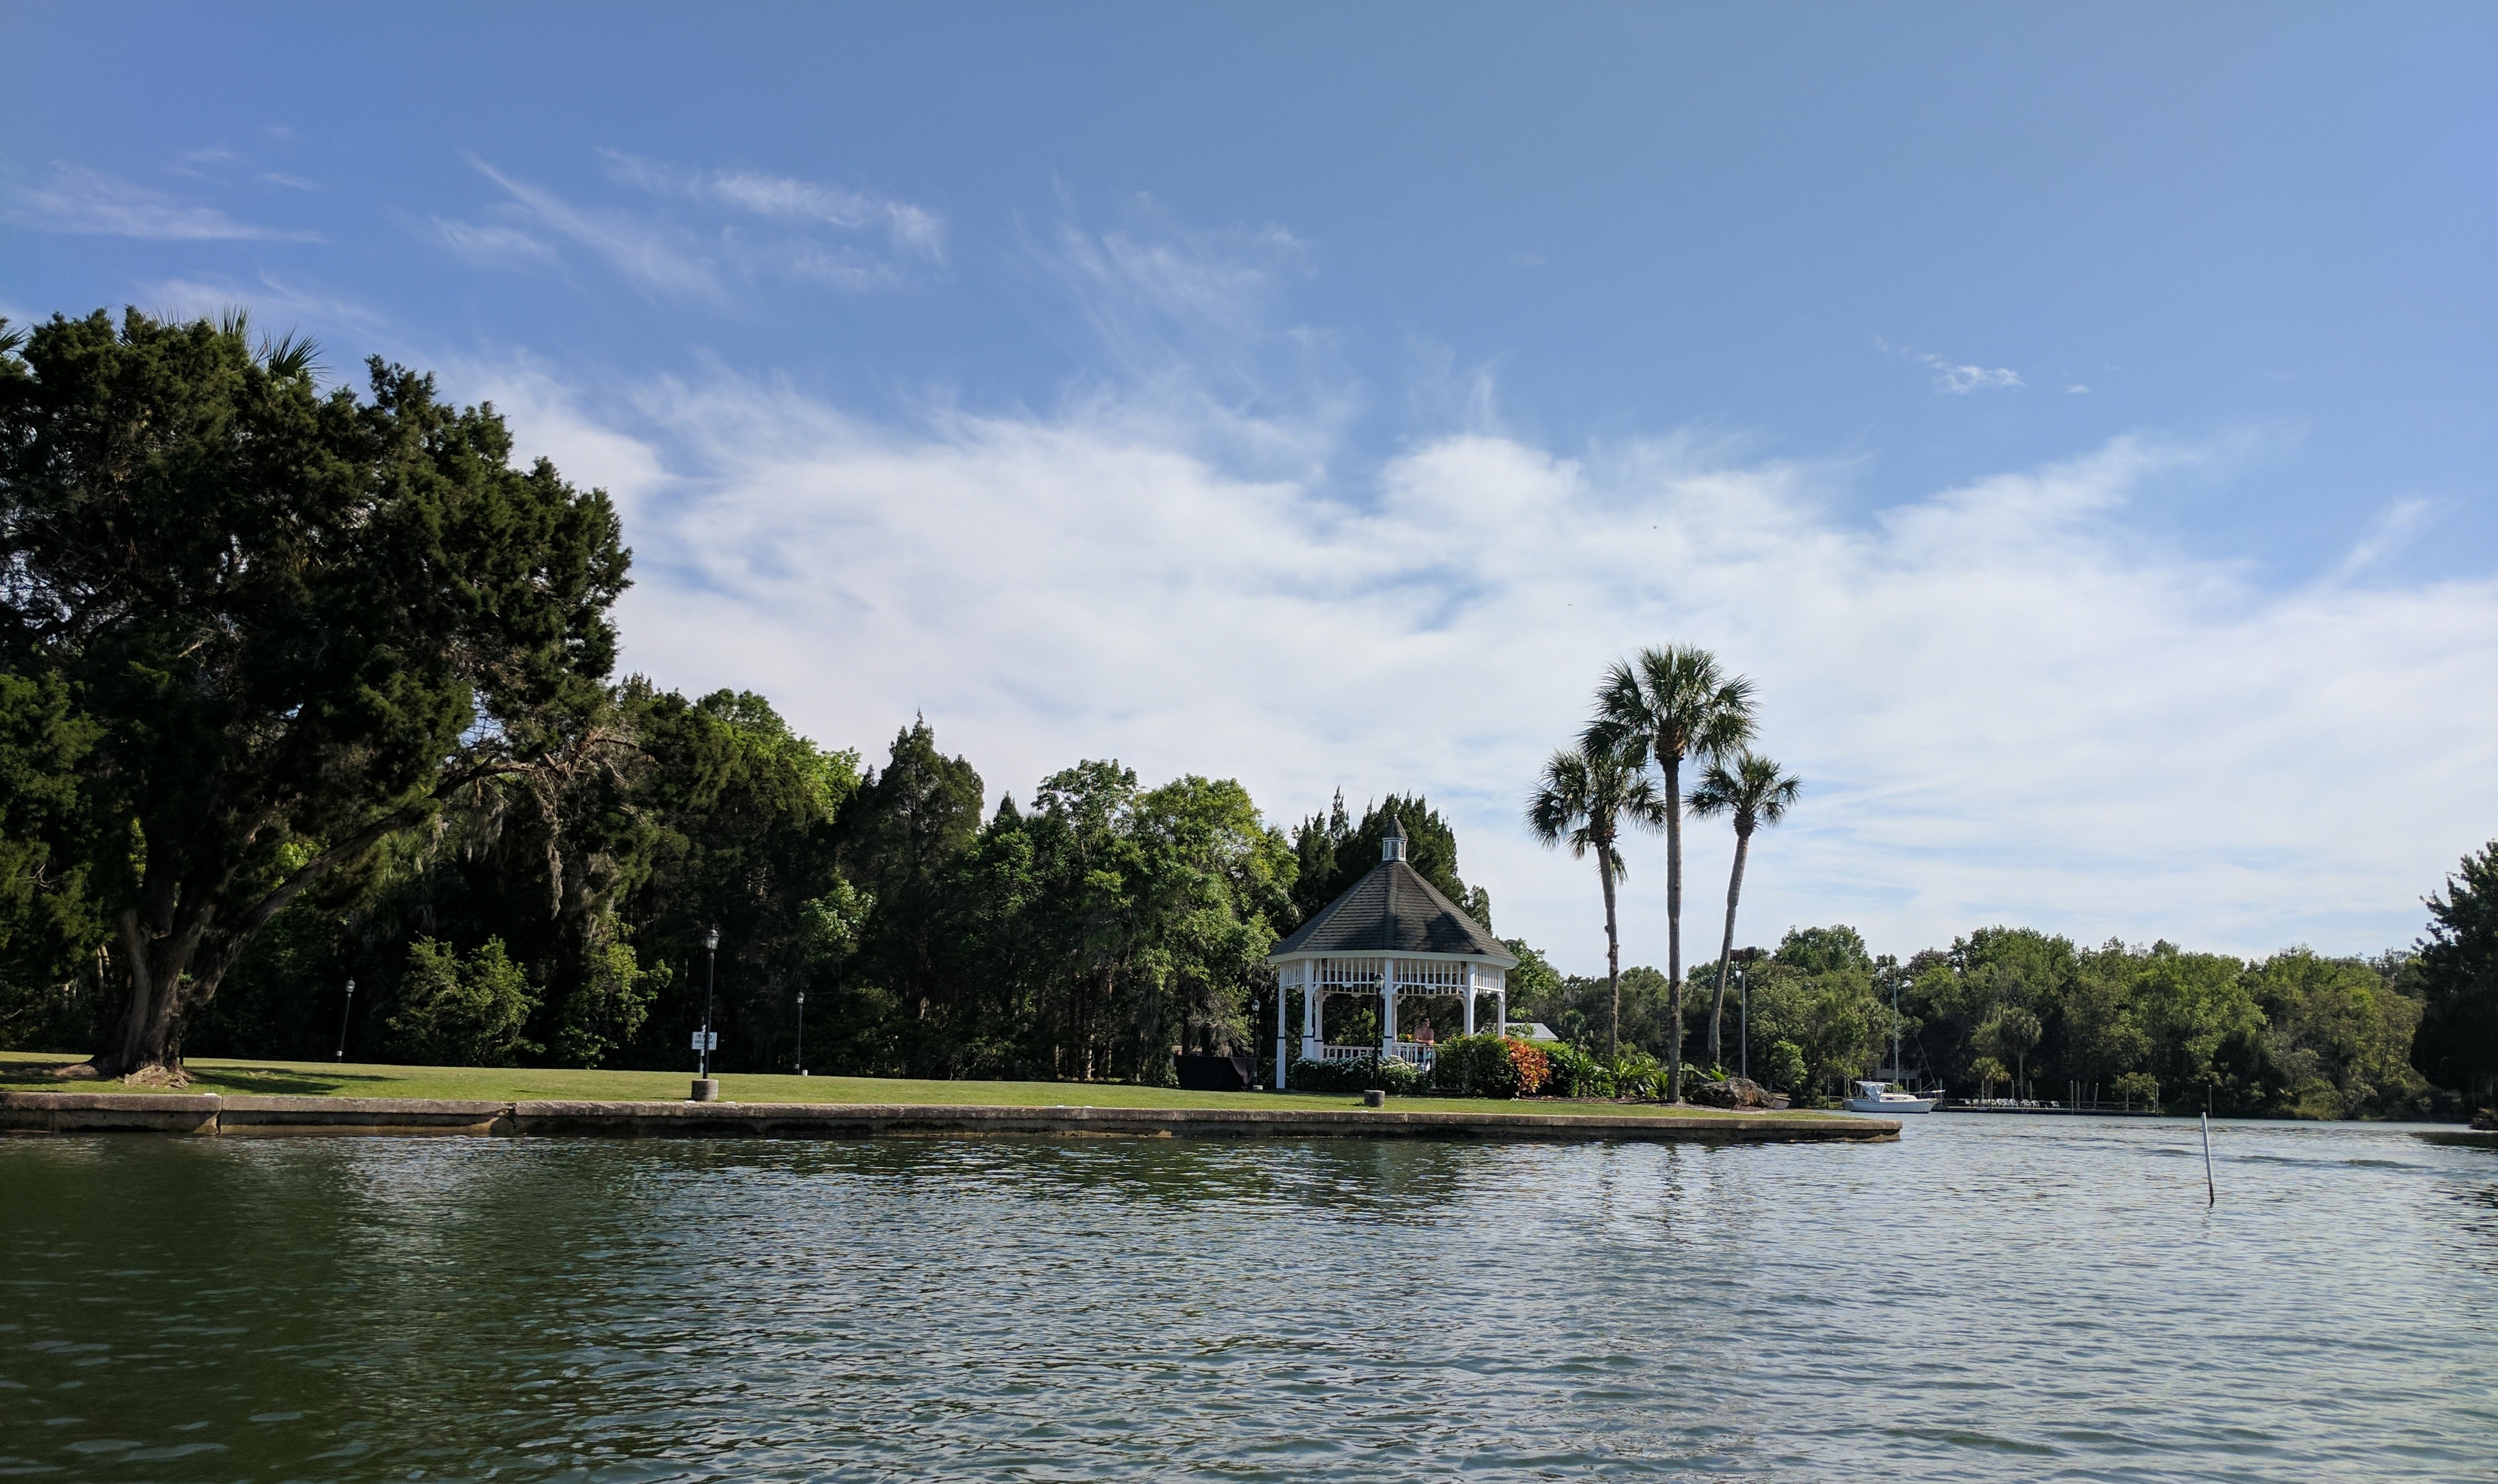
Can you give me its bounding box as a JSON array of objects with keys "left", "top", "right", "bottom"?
[{"left": 0, "top": 1051, "right": 1888, "bottom": 1140}]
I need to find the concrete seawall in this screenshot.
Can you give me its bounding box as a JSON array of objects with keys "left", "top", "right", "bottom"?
[{"left": 0, "top": 1092, "right": 1898, "bottom": 1143}]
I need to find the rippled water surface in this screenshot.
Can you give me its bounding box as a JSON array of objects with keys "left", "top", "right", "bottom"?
[{"left": 2, "top": 1116, "right": 2493, "bottom": 1482}]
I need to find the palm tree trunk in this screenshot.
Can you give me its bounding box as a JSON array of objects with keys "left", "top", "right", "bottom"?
[
  {"left": 1599, "top": 841, "right": 1622, "bottom": 1065},
  {"left": 1707, "top": 826, "right": 1752, "bottom": 1070},
  {"left": 1662, "top": 752, "right": 1684, "bottom": 1100}
]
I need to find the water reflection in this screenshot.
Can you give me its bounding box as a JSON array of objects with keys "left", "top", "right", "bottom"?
[{"left": 1, "top": 1118, "right": 2493, "bottom": 1482}]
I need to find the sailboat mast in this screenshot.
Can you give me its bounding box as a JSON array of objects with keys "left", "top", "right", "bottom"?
[{"left": 1890, "top": 964, "right": 1901, "bottom": 1085}]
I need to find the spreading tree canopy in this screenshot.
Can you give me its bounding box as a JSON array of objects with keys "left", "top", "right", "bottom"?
[{"left": 0, "top": 309, "right": 629, "bottom": 1077}]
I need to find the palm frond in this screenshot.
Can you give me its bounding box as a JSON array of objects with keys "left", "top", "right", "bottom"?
[
  {"left": 1686, "top": 750, "right": 1801, "bottom": 831},
  {"left": 259, "top": 330, "right": 324, "bottom": 382},
  {"left": 1596, "top": 643, "right": 1759, "bottom": 765}
]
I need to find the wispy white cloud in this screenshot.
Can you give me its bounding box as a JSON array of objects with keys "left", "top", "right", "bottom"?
[
  {"left": 440, "top": 154, "right": 945, "bottom": 299},
  {"left": 12, "top": 165, "right": 320, "bottom": 242},
  {"left": 1018, "top": 205, "right": 1350, "bottom": 477},
  {"left": 466, "top": 354, "right": 2498, "bottom": 972},
  {"left": 2336, "top": 496, "right": 2437, "bottom": 580},
  {"left": 603, "top": 152, "right": 944, "bottom": 262},
  {"left": 1917, "top": 351, "right": 2023, "bottom": 394},
  {"left": 466, "top": 157, "right": 724, "bottom": 300},
  {"left": 432, "top": 217, "right": 563, "bottom": 269}
]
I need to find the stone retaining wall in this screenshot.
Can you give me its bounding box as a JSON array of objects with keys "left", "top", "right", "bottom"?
[{"left": 0, "top": 1091, "right": 1899, "bottom": 1143}]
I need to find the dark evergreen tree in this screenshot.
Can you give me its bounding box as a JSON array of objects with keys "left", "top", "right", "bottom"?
[
  {"left": 2413, "top": 840, "right": 2498, "bottom": 1109},
  {"left": 1289, "top": 791, "right": 1491, "bottom": 930},
  {"left": 837, "top": 718, "right": 985, "bottom": 1065}
]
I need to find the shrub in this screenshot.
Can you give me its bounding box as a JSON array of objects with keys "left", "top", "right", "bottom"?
[
  {"left": 1289, "top": 1054, "right": 1425, "bottom": 1095},
  {"left": 1761, "top": 1039, "right": 1809, "bottom": 1096},
  {"left": 1538, "top": 1039, "right": 1638, "bottom": 1099},
  {"left": 1508, "top": 1039, "right": 1550, "bottom": 1096},
  {"left": 1542, "top": 1040, "right": 1617, "bottom": 1099},
  {"left": 548, "top": 935, "right": 659, "bottom": 1067},
  {"left": 1614, "top": 1048, "right": 1670, "bottom": 1101},
  {"left": 384, "top": 937, "right": 540, "bottom": 1066},
  {"left": 1434, "top": 1035, "right": 1515, "bottom": 1096},
  {"left": 1431, "top": 1035, "right": 1553, "bottom": 1097}
]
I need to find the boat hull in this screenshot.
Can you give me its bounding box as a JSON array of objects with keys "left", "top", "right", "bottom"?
[{"left": 1844, "top": 1096, "right": 1938, "bottom": 1114}]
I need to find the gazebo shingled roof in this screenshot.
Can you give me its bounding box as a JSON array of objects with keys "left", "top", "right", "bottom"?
[{"left": 1269, "top": 855, "right": 1514, "bottom": 964}]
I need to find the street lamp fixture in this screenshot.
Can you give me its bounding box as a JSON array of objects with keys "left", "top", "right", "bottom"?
[
  {"left": 692, "top": 926, "right": 721, "bottom": 1101},
  {"left": 334, "top": 977, "right": 355, "bottom": 1061},
  {"left": 1731, "top": 948, "right": 1760, "bottom": 1081}
]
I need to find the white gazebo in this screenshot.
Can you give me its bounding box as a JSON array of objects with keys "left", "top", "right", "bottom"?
[{"left": 1269, "top": 817, "right": 1517, "bottom": 1089}]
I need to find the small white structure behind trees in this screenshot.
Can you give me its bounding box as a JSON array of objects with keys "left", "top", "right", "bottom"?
[{"left": 1268, "top": 818, "right": 1516, "bottom": 1088}]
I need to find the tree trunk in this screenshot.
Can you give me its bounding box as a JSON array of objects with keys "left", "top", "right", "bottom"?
[
  {"left": 93, "top": 903, "right": 215, "bottom": 1080},
  {"left": 84, "top": 794, "right": 442, "bottom": 1082},
  {"left": 1599, "top": 840, "right": 1621, "bottom": 1066},
  {"left": 1662, "top": 752, "right": 1684, "bottom": 1100},
  {"left": 1707, "top": 826, "right": 1753, "bottom": 1070}
]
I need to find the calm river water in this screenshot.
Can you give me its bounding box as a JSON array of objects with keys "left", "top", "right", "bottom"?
[{"left": 2, "top": 1115, "right": 2492, "bottom": 1482}]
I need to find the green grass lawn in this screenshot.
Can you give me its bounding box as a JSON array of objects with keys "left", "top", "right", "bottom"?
[{"left": 0, "top": 1049, "right": 1837, "bottom": 1120}]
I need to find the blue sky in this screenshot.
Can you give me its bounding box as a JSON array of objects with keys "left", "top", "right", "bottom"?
[{"left": 7, "top": 3, "right": 2496, "bottom": 970}]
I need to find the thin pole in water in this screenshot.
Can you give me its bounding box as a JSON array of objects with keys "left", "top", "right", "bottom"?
[{"left": 2200, "top": 1112, "right": 2215, "bottom": 1207}]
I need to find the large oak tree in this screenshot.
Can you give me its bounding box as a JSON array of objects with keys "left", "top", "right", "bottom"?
[{"left": 0, "top": 310, "right": 628, "bottom": 1079}]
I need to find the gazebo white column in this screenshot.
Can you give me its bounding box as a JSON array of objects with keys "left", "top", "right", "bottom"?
[
  {"left": 1275, "top": 966, "right": 1290, "bottom": 1089},
  {"left": 1462, "top": 963, "right": 1478, "bottom": 1037},
  {"left": 1380, "top": 958, "right": 1398, "bottom": 1052},
  {"left": 1303, "top": 968, "right": 1322, "bottom": 1060}
]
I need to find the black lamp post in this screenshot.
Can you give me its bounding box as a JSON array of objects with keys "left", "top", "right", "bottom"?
[
  {"left": 1732, "top": 948, "right": 1759, "bottom": 1081},
  {"left": 794, "top": 987, "right": 807, "bottom": 1077},
  {"left": 334, "top": 977, "right": 355, "bottom": 1061},
  {"left": 699, "top": 926, "right": 720, "bottom": 1079}
]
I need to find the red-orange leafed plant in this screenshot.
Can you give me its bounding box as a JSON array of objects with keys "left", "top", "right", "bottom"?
[{"left": 1506, "top": 1039, "right": 1551, "bottom": 1096}]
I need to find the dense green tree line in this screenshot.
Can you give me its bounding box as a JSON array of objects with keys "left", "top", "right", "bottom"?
[
  {"left": 1518, "top": 917, "right": 2476, "bottom": 1119},
  {"left": 2, "top": 310, "right": 2492, "bottom": 1116}
]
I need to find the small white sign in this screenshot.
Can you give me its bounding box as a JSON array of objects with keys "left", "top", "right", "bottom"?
[{"left": 691, "top": 1030, "right": 718, "bottom": 1051}]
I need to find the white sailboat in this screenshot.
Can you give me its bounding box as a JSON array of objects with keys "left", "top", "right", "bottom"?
[{"left": 1844, "top": 1079, "right": 1940, "bottom": 1114}]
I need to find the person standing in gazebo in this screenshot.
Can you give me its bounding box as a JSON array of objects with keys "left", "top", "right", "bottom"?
[{"left": 1415, "top": 1018, "right": 1437, "bottom": 1048}]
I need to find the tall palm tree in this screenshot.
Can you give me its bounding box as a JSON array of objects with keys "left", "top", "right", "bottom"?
[
  {"left": 1587, "top": 645, "right": 1756, "bottom": 1099},
  {"left": 1527, "top": 740, "right": 1666, "bottom": 1063},
  {"left": 1687, "top": 751, "right": 1801, "bottom": 1072}
]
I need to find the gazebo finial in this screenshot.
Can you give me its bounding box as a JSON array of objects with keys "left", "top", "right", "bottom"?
[{"left": 1382, "top": 814, "right": 1408, "bottom": 861}]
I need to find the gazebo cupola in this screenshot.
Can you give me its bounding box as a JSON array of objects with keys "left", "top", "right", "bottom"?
[{"left": 1267, "top": 816, "right": 1517, "bottom": 1088}]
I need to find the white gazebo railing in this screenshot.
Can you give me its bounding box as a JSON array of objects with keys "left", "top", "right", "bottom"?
[
  {"left": 1272, "top": 954, "right": 1504, "bottom": 1079},
  {"left": 1313, "top": 1042, "right": 1434, "bottom": 1066}
]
